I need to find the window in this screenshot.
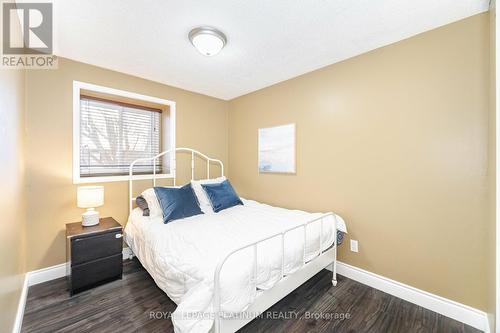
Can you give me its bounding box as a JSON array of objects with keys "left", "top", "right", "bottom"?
[
  {"left": 80, "top": 96, "right": 162, "bottom": 177},
  {"left": 73, "top": 81, "right": 175, "bottom": 183}
]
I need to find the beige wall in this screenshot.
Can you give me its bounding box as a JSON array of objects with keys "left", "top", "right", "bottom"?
[
  {"left": 488, "top": 4, "right": 496, "bottom": 329},
  {"left": 229, "top": 13, "right": 491, "bottom": 310},
  {"left": 0, "top": 69, "right": 26, "bottom": 332},
  {"left": 25, "top": 58, "right": 229, "bottom": 271}
]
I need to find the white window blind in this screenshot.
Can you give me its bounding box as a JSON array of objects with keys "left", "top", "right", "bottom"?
[{"left": 80, "top": 95, "right": 162, "bottom": 177}]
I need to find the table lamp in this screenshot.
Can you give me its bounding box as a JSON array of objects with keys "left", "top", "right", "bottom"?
[{"left": 77, "top": 186, "right": 104, "bottom": 227}]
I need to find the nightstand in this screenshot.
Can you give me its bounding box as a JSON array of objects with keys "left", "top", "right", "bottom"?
[{"left": 66, "top": 217, "right": 123, "bottom": 295}]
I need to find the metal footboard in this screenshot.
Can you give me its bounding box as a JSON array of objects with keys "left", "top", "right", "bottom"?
[{"left": 213, "top": 212, "right": 338, "bottom": 333}]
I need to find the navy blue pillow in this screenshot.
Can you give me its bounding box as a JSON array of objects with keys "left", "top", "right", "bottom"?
[
  {"left": 202, "top": 180, "right": 243, "bottom": 213},
  {"left": 154, "top": 184, "right": 203, "bottom": 223}
]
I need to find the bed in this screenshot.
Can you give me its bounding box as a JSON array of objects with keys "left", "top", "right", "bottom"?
[{"left": 125, "top": 148, "right": 347, "bottom": 333}]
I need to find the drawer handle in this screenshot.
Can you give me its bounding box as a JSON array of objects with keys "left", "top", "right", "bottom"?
[{"left": 115, "top": 233, "right": 123, "bottom": 239}]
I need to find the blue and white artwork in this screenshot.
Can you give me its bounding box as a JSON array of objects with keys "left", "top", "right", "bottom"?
[{"left": 258, "top": 124, "right": 296, "bottom": 173}]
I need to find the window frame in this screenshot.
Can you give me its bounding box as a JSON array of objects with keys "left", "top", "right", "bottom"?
[{"left": 73, "top": 81, "right": 176, "bottom": 184}]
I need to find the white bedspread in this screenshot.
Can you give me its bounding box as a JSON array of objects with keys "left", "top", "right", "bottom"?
[{"left": 125, "top": 199, "right": 347, "bottom": 333}]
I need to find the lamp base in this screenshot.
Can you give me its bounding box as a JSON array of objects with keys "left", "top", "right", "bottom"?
[{"left": 82, "top": 209, "right": 100, "bottom": 227}]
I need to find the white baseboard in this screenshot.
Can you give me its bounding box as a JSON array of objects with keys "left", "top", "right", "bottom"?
[
  {"left": 333, "top": 261, "right": 489, "bottom": 332},
  {"left": 12, "top": 248, "right": 134, "bottom": 333},
  {"left": 12, "top": 274, "right": 28, "bottom": 333},
  {"left": 27, "top": 263, "right": 67, "bottom": 286},
  {"left": 487, "top": 313, "right": 495, "bottom": 333}
]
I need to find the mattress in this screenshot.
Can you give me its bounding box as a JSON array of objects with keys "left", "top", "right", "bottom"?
[{"left": 124, "top": 199, "right": 347, "bottom": 333}]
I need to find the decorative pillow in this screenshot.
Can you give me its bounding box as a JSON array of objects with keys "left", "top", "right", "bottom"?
[
  {"left": 154, "top": 184, "right": 203, "bottom": 223},
  {"left": 136, "top": 195, "right": 150, "bottom": 216},
  {"left": 201, "top": 180, "right": 243, "bottom": 213},
  {"left": 191, "top": 176, "right": 226, "bottom": 214}
]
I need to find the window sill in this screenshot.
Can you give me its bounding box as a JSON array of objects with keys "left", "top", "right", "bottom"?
[{"left": 73, "top": 173, "right": 174, "bottom": 184}]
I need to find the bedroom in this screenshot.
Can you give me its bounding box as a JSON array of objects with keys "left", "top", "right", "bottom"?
[{"left": 0, "top": 0, "right": 497, "bottom": 332}]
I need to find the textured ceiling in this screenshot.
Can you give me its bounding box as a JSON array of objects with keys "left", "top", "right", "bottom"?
[{"left": 53, "top": 0, "right": 489, "bottom": 100}]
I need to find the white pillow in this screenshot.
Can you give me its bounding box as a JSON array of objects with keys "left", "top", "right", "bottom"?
[
  {"left": 191, "top": 176, "right": 226, "bottom": 214},
  {"left": 141, "top": 188, "right": 162, "bottom": 218},
  {"left": 141, "top": 186, "right": 184, "bottom": 218}
]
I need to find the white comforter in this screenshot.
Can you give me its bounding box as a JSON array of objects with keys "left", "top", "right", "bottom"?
[{"left": 125, "top": 199, "right": 347, "bottom": 333}]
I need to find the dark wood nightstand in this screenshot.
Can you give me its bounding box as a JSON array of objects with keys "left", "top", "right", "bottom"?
[{"left": 66, "top": 217, "right": 123, "bottom": 295}]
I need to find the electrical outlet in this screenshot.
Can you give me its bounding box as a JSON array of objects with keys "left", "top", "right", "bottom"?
[{"left": 350, "top": 239, "right": 359, "bottom": 253}]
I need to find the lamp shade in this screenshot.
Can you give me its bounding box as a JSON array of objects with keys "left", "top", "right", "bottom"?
[{"left": 77, "top": 186, "right": 104, "bottom": 208}]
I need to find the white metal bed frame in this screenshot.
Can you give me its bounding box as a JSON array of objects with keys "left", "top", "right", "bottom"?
[{"left": 128, "top": 148, "right": 337, "bottom": 333}]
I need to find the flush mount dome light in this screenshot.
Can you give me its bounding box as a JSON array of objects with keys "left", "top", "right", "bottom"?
[{"left": 189, "top": 26, "right": 227, "bottom": 56}]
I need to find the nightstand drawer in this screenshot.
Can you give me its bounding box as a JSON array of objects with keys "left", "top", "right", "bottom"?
[
  {"left": 71, "top": 254, "right": 122, "bottom": 292},
  {"left": 66, "top": 218, "right": 123, "bottom": 295},
  {"left": 71, "top": 230, "right": 122, "bottom": 265}
]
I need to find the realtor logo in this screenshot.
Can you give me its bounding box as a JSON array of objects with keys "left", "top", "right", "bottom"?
[{"left": 2, "top": 1, "right": 57, "bottom": 68}]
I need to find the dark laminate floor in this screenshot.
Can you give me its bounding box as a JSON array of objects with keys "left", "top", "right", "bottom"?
[{"left": 22, "top": 259, "right": 480, "bottom": 333}]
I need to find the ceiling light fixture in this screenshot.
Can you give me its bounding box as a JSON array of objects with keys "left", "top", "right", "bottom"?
[{"left": 189, "top": 26, "right": 227, "bottom": 57}]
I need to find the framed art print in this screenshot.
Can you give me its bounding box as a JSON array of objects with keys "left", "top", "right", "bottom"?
[{"left": 258, "top": 123, "right": 296, "bottom": 174}]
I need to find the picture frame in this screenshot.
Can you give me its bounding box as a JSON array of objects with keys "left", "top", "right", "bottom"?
[{"left": 258, "top": 123, "right": 296, "bottom": 174}]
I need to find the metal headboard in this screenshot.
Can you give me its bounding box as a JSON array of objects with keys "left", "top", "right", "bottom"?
[{"left": 129, "top": 147, "right": 224, "bottom": 213}]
